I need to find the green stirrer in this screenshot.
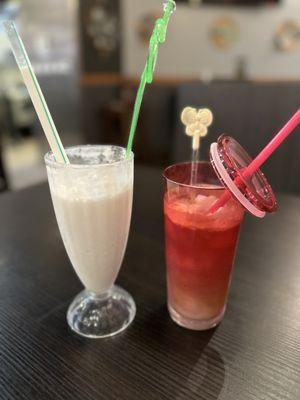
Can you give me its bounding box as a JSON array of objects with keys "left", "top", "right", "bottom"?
[{"left": 126, "top": 0, "right": 176, "bottom": 157}]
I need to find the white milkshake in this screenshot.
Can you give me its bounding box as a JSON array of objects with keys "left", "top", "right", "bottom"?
[
  {"left": 51, "top": 186, "right": 132, "bottom": 294},
  {"left": 46, "top": 145, "right": 133, "bottom": 294}
]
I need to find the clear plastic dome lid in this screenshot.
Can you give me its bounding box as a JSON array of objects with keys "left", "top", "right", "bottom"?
[{"left": 210, "top": 135, "right": 277, "bottom": 218}]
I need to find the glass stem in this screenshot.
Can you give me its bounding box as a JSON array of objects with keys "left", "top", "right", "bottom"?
[{"left": 88, "top": 288, "right": 112, "bottom": 300}]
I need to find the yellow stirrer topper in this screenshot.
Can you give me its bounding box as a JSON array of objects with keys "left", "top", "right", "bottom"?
[{"left": 181, "top": 107, "right": 213, "bottom": 151}]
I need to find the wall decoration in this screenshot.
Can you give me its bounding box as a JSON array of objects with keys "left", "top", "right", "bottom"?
[
  {"left": 210, "top": 17, "right": 239, "bottom": 50},
  {"left": 137, "top": 13, "right": 159, "bottom": 45},
  {"left": 79, "top": 0, "right": 121, "bottom": 73},
  {"left": 274, "top": 21, "right": 300, "bottom": 52}
]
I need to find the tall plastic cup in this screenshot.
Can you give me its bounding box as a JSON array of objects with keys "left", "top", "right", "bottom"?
[{"left": 163, "top": 162, "right": 244, "bottom": 330}]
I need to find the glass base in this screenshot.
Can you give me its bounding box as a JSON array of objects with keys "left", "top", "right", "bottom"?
[
  {"left": 67, "top": 285, "right": 136, "bottom": 339},
  {"left": 168, "top": 304, "right": 226, "bottom": 331}
]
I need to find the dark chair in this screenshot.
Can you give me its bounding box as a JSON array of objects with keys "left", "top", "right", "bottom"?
[
  {"left": 134, "top": 85, "right": 176, "bottom": 165},
  {"left": 172, "top": 81, "right": 300, "bottom": 194},
  {"left": 89, "top": 84, "right": 176, "bottom": 165},
  {"left": 0, "top": 97, "right": 9, "bottom": 192},
  {"left": 0, "top": 149, "right": 8, "bottom": 192},
  {"left": 81, "top": 85, "right": 120, "bottom": 144}
]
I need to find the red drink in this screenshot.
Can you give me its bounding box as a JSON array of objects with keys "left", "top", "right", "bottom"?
[{"left": 163, "top": 162, "right": 244, "bottom": 330}]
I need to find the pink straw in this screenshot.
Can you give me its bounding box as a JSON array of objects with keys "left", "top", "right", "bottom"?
[{"left": 210, "top": 109, "right": 300, "bottom": 213}]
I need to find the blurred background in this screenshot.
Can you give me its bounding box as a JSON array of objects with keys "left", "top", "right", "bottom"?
[{"left": 0, "top": 0, "right": 299, "bottom": 193}]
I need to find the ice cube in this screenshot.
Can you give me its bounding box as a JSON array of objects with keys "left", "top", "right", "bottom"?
[{"left": 195, "top": 195, "right": 218, "bottom": 212}]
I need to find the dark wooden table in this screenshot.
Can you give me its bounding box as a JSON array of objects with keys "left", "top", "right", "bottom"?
[{"left": 0, "top": 165, "right": 299, "bottom": 400}]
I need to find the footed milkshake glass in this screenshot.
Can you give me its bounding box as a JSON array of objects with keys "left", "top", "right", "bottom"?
[{"left": 45, "top": 145, "right": 136, "bottom": 338}]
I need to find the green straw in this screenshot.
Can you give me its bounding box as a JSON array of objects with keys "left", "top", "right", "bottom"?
[
  {"left": 3, "top": 21, "right": 69, "bottom": 164},
  {"left": 126, "top": 0, "right": 176, "bottom": 158}
]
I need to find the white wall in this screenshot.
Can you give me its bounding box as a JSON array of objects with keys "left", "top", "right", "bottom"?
[
  {"left": 17, "top": 0, "right": 78, "bottom": 76},
  {"left": 122, "top": 0, "right": 300, "bottom": 79}
]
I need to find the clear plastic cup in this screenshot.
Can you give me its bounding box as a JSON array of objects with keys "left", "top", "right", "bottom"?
[{"left": 163, "top": 161, "right": 244, "bottom": 330}]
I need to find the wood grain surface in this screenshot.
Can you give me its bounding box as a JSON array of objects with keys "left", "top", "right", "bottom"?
[{"left": 0, "top": 165, "right": 299, "bottom": 399}]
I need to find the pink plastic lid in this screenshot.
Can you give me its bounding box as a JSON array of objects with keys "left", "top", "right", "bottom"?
[{"left": 210, "top": 135, "right": 277, "bottom": 218}]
